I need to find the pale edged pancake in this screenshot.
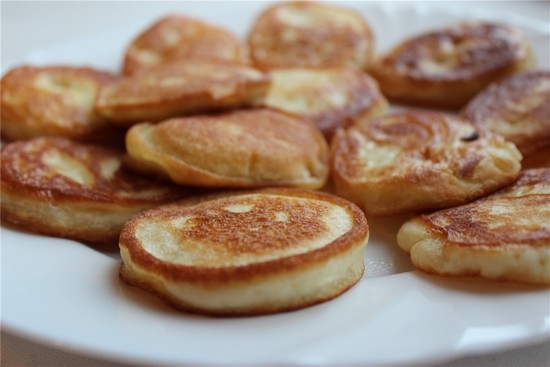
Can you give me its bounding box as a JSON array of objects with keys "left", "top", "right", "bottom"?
[
  {"left": 461, "top": 70, "right": 550, "bottom": 162},
  {"left": 1, "top": 65, "right": 120, "bottom": 142},
  {"left": 247, "top": 1, "right": 374, "bottom": 70},
  {"left": 125, "top": 108, "right": 329, "bottom": 189},
  {"left": 371, "top": 22, "right": 535, "bottom": 110},
  {"left": 397, "top": 168, "right": 550, "bottom": 285},
  {"left": 122, "top": 14, "right": 249, "bottom": 75},
  {"left": 0, "top": 137, "right": 192, "bottom": 244},
  {"left": 264, "top": 67, "right": 388, "bottom": 141},
  {"left": 95, "top": 58, "right": 270, "bottom": 126},
  {"left": 330, "top": 110, "right": 522, "bottom": 216},
  {"left": 119, "top": 187, "right": 370, "bottom": 316}
]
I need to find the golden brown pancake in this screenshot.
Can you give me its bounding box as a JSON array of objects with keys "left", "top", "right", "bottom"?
[
  {"left": 122, "top": 14, "right": 249, "bottom": 75},
  {"left": 371, "top": 22, "right": 535, "bottom": 110},
  {"left": 397, "top": 168, "right": 550, "bottom": 285},
  {"left": 264, "top": 67, "right": 388, "bottom": 141},
  {"left": 119, "top": 187, "right": 370, "bottom": 316},
  {"left": 95, "top": 58, "right": 270, "bottom": 126},
  {"left": 1, "top": 65, "right": 120, "bottom": 142},
  {"left": 461, "top": 70, "right": 550, "bottom": 162},
  {"left": 330, "top": 110, "right": 522, "bottom": 216},
  {"left": 0, "top": 137, "right": 192, "bottom": 244},
  {"left": 125, "top": 108, "right": 329, "bottom": 189},
  {"left": 247, "top": 1, "right": 374, "bottom": 70}
]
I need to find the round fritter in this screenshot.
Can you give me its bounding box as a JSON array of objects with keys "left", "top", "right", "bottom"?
[
  {"left": 330, "top": 110, "right": 522, "bottom": 216},
  {"left": 0, "top": 137, "right": 192, "bottom": 244},
  {"left": 397, "top": 168, "right": 550, "bottom": 285},
  {"left": 119, "top": 187, "right": 370, "bottom": 316},
  {"left": 95, "top": 58, "right": 271, "bottom": 126},
  {"left": 371, "top": 22, "right": 535, "bottom": 109},
  {"left": 1, "top": 65, "right": 119, "bottom": 142},
  {"left": 247, "top": 1, "right": 374, "bottom": 70},
  {"left": 461, "top": 70, "right": 550, "bottom": 161},
  {"left": 264, "top": 67, "right": 388, "bottom": 141},
  {"left": 122, "top": 14, "right": 249, "bottom": 75},
  {"left": 125, "top": 108, "right": 329, "bottom": 189}
]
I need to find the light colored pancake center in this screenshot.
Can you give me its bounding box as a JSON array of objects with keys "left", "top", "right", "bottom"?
[
  {"left": 35, "top": 73, "right": 96, "bottom": 110},
  {"left": 42, "top": 150, "right": 95, "bottom": 187}
]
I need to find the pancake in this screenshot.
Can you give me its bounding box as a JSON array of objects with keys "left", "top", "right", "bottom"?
[
  {"left": 264, "top": 67, "right": 388, "bottom": 141},
  {"left": 0, "top": 137, "right": 191, "bottom": 244},
  {"left": 125, "top": 108, "right": 329, "bottom": 189},
  {"left": 371, "top": 22, "right": 535, "bottom": 110},
  {"left": 122, "top": 14, "right": 249, "bottom": 75},
  {"left": 247, "top": 1, "right": 374, "bottom": 70},
  {"left": 397, "top": 168, "right": 550, "bottom": 285},
  {"left": 330, "top": 110, "right": 522, "bottom": 216},
  {"left": 119, "top": 187, "right": 370, "bottom": 316},
  {"left": 461, "top": 70, "right": 550, "bottom": 162},
  {"left": 95, "top": 58, "right": 270, "bottom": 126},
  {"left": 1, "top": 65, "right": 120, "bottom": 142}
]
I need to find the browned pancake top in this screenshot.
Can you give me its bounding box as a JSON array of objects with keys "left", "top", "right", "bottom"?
[
  {"left": 123, "top": 15, "right": 249, "bottom": 75},
  {"left": 265, "top": 68, "right": 387, "bottom": 138},
  {"left": 0, "top": 137, "right": 186, "bottom": 203},
  {"left": 99, "top": 59, "right": 268, "bottom": 107},
  {"left": 120, "top": 188, "right": 368, "bottom": 282},
  {"left": 333, "top": 111, "right": 491, "bottom": 180},
  {"left": 420, "top": 168, "right": 550, "bottom": 247},
  {"left": 247, "top": 1, "right": 373, "bottom": 70},
  {"left": 1, "top": 66, "right": 118, "bottom": 139},
  {"left": 158, "top": 195, "right": 328, "bottom": 254},
  {"left": 379, "top": 22, "right": 531, "bottom": 82},
  {"left": 153, "top": 109, "right": 320, "bottom": 160},
  {"left": 128, "top": 108, "right": 328, "bottom": 185},
  {"left": 461, "top": 70, "right": 550, "bottom": 152}
]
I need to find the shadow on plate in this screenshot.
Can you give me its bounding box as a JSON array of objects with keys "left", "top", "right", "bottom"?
[{"left": 412, "top": 270, "right": 549, "bottom": 295}]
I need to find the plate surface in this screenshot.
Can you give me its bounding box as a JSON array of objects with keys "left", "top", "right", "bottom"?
[{"left": 2, "top": 2, "right": 549, "bottom": 366}]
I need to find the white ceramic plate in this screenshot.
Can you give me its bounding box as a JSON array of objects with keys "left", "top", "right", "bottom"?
[{"left": 2, "top": 2, "right": 549, "bottom": 366}]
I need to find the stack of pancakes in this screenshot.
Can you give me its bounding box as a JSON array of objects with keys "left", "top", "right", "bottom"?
[{"left": 2, "top": 1, "right": 548, "bottom": 316}]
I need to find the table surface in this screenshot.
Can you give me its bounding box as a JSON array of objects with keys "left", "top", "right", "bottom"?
[{"left": 1, "top": 1, "right": 549, "bottom": 366}]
